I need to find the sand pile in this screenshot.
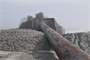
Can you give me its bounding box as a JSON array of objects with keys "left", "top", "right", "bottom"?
[
  {"left": 0, "top": 29, "right": 59, "bottom": 60},
  {"left": 0, "top": 29, "right": 51, "bottom": 52}
]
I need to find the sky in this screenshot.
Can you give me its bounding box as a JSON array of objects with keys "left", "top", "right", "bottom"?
[{"left": 0, "top": 0, "right": 90, "bottom": 33}]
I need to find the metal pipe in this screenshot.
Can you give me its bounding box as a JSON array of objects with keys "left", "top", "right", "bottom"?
[{"left": 40, "top": 22, "right": 90, "bottom": 60}]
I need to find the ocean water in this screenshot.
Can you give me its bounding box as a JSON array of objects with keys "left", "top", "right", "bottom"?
[{"left": 65, "top": 29, "right": 88, "bottom": 34}]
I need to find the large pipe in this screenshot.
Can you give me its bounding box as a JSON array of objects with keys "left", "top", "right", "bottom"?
[{"left": 40, "top": 22, "right": 90, "bottom": 60}]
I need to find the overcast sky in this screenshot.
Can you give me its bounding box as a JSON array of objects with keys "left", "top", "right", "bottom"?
[{"left": 0, "top": 0, "right": 90, "bottom": 33}]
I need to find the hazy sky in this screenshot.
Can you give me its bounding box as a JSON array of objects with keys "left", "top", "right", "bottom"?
[{"left": 0, "top": 0, "right": 90, "bottom": 32}]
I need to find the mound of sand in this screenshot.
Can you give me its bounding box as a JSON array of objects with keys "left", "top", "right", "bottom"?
[
  {"left": 0, "top": 29, "right": 59, "bottom": 60},
  {"left": 0, "top": 29, "right": 52, "bottom": 51}
]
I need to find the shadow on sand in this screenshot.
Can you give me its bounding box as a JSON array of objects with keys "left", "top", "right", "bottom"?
[{"left": 32, "top": 34, "right": 59, "bottom": 60}]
